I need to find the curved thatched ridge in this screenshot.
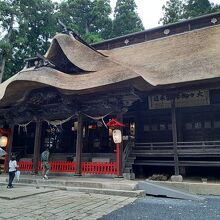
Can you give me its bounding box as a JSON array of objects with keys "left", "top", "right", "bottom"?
[
  {"left": 45, "top": 34, "right": 115, "bottom": 71},
  {"left": 0, "top": 66, "right": 138, "bottom": 106},
  {"left": 1, "top": 24, "right": 220, "bottom": 106}
]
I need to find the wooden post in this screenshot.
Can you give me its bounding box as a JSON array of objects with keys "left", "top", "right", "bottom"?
[
  {"left": 171, "top": 97, "right": 179, "bottom": 175},
  {"left": 84, "top": 120, "right": 89, "bottom": 152},
  {"left": 33, "top": 121, "right": 42, "bottom": 174},
  {"left": 117, "top": 114, "right": 123, "bottom": 177},
  {"left": 75, "top": 113, "right": 83, "bottom": 176},
  {"left": 116, "top": 143, "right": 122, "bottom": 177},
  {"left": 5, "top": 125, "right": 14, "bottom": 173},
  {"left": 177, "top": 111, "right": 184, "bottom": 142}
]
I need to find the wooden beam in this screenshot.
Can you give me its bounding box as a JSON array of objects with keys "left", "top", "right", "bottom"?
[
  {"left": 75, "top": 113, "right": 83, "bottom": 176},
  {"left": 33, "top": 121, "right": 42, "bottom": 174},
  {"left": 171, "top": 98, "right": 179, "bottom": 175}
]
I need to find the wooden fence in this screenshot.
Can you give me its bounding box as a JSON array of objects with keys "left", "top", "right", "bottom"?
[
  {"left": 18, "top": 161, "right": 117, "bottom": 175},
  {"left": 81, "top": 162, "right": 117, "bottom": 174}
]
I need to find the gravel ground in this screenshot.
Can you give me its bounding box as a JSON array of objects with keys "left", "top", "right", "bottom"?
[{"left": 99, "top": 196, "right": 220, "bottom": 220}]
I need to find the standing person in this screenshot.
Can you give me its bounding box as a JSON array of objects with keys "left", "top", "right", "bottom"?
[
  {"left": 7, "top": 155, "right": 18, "bottom": 189},
  {"left": 41, "top": 148, "right": 50, "bottom": 180}
]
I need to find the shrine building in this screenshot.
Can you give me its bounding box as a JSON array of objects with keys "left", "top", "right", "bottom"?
[{"left": 1, "top": 12, "right": 220, "bottom": 179}]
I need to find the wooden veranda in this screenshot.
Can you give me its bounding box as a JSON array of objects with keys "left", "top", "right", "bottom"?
[{"left": 134, "top": 141, "right": 220, "bottom": 167}]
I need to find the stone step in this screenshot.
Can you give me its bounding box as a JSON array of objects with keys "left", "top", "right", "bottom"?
[
  {"left": 127, "top": 156, "right": 136, "bottom": 160},
  {"left": 126, "top": 158, "right": 135, "bottom": 163},
  {"left": 0, "top": 175, "right": 139, "bottom": 190},
  {"left": 54, "top": 186, "right": 145, "bottom": 197},
  {"left": 129, "top": 154, "right": 138, "bottom": 158},
  {"left": 123, "top": 172, "right": 135, "bottom": 180},
  {"left": 0, "top": 176, "right": 145, "bottom": 198},
  {"left": 17, "top": 179, "right": 135, "bottom": 190},
  {"left": 125, "top": 162, "right": 134, "bottom": 166},
  {"left": 124, "top": 167, "right": 132, "bottom": 173}
]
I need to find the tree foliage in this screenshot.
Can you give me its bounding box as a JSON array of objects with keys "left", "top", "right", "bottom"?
[
  {"left": 161, "top": 0, "right": 220, "bottom": 25},
  {"left": 58, "top": 0, "right": 112, "bottom": 43},
  {"left": 0, "top": 0, "right": 57, "bottom": 81},
  {"left": 112, "top": 0, "right": 144, "bottom": 37},
  {"left": 184, "top": 0, "right": 212, "bottom": 18},
  {"left": 160, "top": 0, "right": 184, "bottom": 24},
  {"left": 0, "top": 0, "right": 145, "bottom": 81}
]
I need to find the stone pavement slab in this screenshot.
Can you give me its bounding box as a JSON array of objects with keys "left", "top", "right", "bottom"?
[
  {"left": 0, "top": 186, "right": 136, "bottom": 220},
  {"left": 0, "top": 185, "right": 57, "bottom": 200}
]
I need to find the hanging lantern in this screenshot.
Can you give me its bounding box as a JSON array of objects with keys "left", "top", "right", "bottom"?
[
  {"left": 113, "top": 129, "right": 122, "bottom": 144},
  {"left": 130, "top": 122, "right": 135, "bottom": 136},
  {"left": 0, "top": 136, "right": 8, "bottom": 147}
]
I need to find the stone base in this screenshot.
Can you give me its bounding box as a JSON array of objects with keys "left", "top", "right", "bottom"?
[
  {"left": 123, "top": 173, "right": 135, "bottom": 180},
  {"left": 170, "top": 175, "right": 183, "bottom": 182},
  {"left": 114, "top": 175, "right": 124, "bottom": 179},
  {"left": 74, "top": 173, "right": 82, "bottom": 177}
]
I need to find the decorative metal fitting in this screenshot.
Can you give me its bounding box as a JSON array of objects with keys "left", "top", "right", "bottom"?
[
  {"left": 163, "top": 29, "right": 170, "bottom": 35},
  {"left": 211, "top": 18, "right": 218, "bottom": 24},
  {"left": 124, "top": 39, "right": 129, "bottom": 45}
]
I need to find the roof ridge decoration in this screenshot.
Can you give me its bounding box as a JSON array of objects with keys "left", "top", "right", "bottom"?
[{"left": 58, "top": 20, "right": 108, "bottom": 57}]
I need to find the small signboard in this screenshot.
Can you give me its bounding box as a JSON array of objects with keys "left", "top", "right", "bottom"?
[{"left": 148, "top": 90, "right": 210, "bottom": 109}]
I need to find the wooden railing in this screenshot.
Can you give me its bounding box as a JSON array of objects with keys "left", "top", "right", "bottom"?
[
  {"left": 135, "top": 141, "right": 220, "bottom": 153},
  {"left": 48, "top": 161, "right": 76, "bottom": 172},
  {"left": 18, "top": 161, "right": 33, "bottom": 171},
  {"left": 81, "top": 162, "right": 117, "bottom": 174},
  {"left": 122, "top": 139, "right": 134, "bottom": 171},
  {"left": 18, "top": 161, "right": 117, "bottom": 175}
]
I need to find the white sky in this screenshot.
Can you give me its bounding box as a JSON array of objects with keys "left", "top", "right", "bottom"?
[{"left": 110, "top": 0, "right": 220, "bottom": 29}]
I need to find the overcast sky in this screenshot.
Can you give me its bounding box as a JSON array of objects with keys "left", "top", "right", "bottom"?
[{"left": 110, "top": 0, "right": 220, "bottom": 29}]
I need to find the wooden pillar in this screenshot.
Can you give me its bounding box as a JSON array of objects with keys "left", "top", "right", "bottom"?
[
  {"left": 33, "top": 121, "right": 42, "bottom": 174},
  {"left": 5, "top": 125, "right": 14, "bottom": 172},
  {"left": 75, "top": 113, "right": 83, "bottom": 176},
  {"left": 171, "top": 98, "right": 179, "bottom": 175},
  {"left": 177, "top": 110, "right": 184, "bottom": 142},
  {"left": 117, "top": 113, "right": 123, "bottom": 177},
  {"left": 84, "top": 120, "right": 89, "bottom": 152}
]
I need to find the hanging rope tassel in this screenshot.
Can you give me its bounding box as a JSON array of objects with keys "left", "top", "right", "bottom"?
[
  {"left": 17, "top": 120, "right": 33, "bottom": 135},
  {"left": 83, "top": 112, "right": 111, "bottom": 129},
  {"left": 45, "top": 114, "right": 75, "bottom": 127}
]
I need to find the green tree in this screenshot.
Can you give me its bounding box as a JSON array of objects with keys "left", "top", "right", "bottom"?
[
  {"left": 0, "top": 0, "right": 18, "bottom": 82},
  {"left": 212, "top": 4, "right": 220, "bottom": 12},
  {"left": 160, "top": 0, "right": 184, "bottom": 25},
  {"left": 160, "top": 0, "right": 220, "bottom": 25},
  {"left": 184, "top": 0, "right": 212, "bottom": 18},
  {"left": 58, "top": 0, "right": 112, "bottom": 43},
  {"left": 112, "top": 0, "right": 144, "bottom": 37},
  {"left": 0, "top": 0, "right": 57, "bottom": 81}
]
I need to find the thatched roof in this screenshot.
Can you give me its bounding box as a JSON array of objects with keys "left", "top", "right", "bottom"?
[
  {"left": 104, "top": 24, "right": 220, "bottom": 86},
  {"left": 1, "top": 23, "right": 220, "bottom": 107},
  {"left": 45, "top": 34, "right": 112, "bottom": 71}
]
